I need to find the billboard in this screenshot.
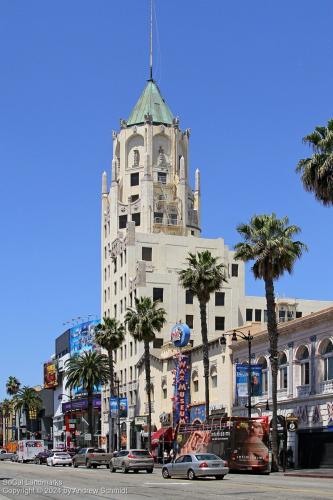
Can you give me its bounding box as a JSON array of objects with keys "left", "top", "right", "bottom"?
[
  {"left": 177, "top": 417, "right": 270, "bottom": 472},
  {"left": 172, "top": 353, "right": 191, "bottom": 425},
  {"left": 236, "top": 364, "right": 262, "bottom": 398},
  {"left": 171, "top": 323, "right": 191, "bottom": 348},
  {"left": 44, "top": 361, "right": 58, "bottom": 389},
  {"left": 69, "top": 319, "right": 100, "bottom": 356}
]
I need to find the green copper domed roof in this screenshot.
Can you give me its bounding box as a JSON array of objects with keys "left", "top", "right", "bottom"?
[{"left": 127, "top": 80, "right": 174, "bottom": 126}]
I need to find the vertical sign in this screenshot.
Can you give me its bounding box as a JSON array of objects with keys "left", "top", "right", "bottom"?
[{"left": 173, "top": 353, "right": 190, "bottom": 425}]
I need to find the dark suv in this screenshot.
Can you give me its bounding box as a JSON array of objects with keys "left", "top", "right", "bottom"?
[{"left": 34, "top": 450, "right": 52, "bottom": 465}]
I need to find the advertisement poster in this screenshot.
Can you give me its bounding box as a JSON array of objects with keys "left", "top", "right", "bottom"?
[
  {"left": 110, "top": 397, "right": 128, "bottom": 418},
  {"left": 69, "top": 320, "right": 100, "bottom": 356},
  {"left": 177, "top": 417, "right": 270, "bottom": 472},
  {"left": 44, "top": 361, "right": 58, "bottom": 389},
  {"left": 190, "top": 404, "right": 206, "bottom": 424},
  {"left": 236, "top": 364, "right": 262, "bottom": 397},
  {"left": 172, "top": 353, "right": 191, "bottom": 425}
]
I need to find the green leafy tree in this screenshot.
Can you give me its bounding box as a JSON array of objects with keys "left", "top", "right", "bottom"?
[
  {"left": 178, "top": 250, "right": 227, "bottom": 421},
  {"left": 94, "top": 317, "right": 125, "bottom": 451},
  {"left": 125, "top": 297, "right": 166, "bottom": 450},
  {"left": 296, "top": 119, "right": 333, "bottom": 205},
  {"left": 65, "top": 351, "right": 109, "bottom": 441},
  {"left": 12, "top": 386, "right": 42, "bottom": 439},
  {"left": 234, "top": 213, "right": 307, "bottom": 470}
]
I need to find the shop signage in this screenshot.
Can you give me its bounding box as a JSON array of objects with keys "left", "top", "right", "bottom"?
[
  {"left": 171, "top": 323, "right": 190, "bottom": 348},
  {"left": 327, "top": 402, "right": 333, "bottom": 427},
  {"left": 286, "top": 416, "right": 298, "bottom": 432},
  {"left": 134, "top": 416, "right": 147, "bottom": 426},
  {"left": 236, "top": 364, "right": 262, "bottom": 397},
  {"left": 172, "top": 353, "right": 190, "bottom": 425},
  {"left": 62, "top": 396, "right": 101, "bottom": 413},
  {"left": 44, "top": 361, "right": 58, "bottom": 389}
]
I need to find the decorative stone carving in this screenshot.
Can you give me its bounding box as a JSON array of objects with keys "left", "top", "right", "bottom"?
[
  {"left": 120, "top": 118, "right": 127, "bottom": 129},
  {"left": 133, "top": 149, "right": 140, "bottom": 167},
  {"left": 144, "top": 113, "right": 153, "bottom": 124},
  {"left": 112, "top": 130, "right": 118, "bottom": 140},
  {"left": 160, "top": 125, "right": 165, "bottom": 134},
  {"left": 133, "top": 126, "right": 137, "bottom": 134},
  {"left": 172, "top": 117, "right": 180, "bottom": 128},
  {"left": 158, "top": 146, "right": 166, "bottom": 166}
]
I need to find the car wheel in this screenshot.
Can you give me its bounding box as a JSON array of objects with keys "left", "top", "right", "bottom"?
[
  {"left": 162, "top": 467, "right": 170, "bottom": 479},
  {"left": 187, "top": 469, "right": 196, "bottom": 480},
  {"left": 86, "top": 460, "right": 92, "bottom": 469},
  {"left": 92, "top": 464, "right": 97, "bottom": 469},
  {"left": 215, "top": 475, "right": 224, "bottom": 480},
  {"left": 134, "top": 469, "right": 139, "bottom": 473},
  {"left": 146, "top": 469, "right": 153, "bottom": 473},
  {"left": 73, "top": 461, "right": 78, "bottom": 468},
  {"left": 52, "top": 462, "right": 55, "bottom": 467},
  {"left": 106, "top": 464, "right": 110, "bottom": 469},
  {"left": 68, "top": 464, "right": 72, "bottom": 467},
  {"left": 110, "top": 465, "right": 116, "bottom": 473},
  {"left": 121, "top": 463, "right": 128, "bottom": 473}
]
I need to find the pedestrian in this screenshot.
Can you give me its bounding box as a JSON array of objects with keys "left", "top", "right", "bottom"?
[{"left": 170, "top": 448, "right": 175, "bottom": 461}]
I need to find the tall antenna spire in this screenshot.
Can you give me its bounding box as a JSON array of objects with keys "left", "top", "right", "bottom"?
[{"left": 149, "top": 0, "right": 153, "bottom": 80}]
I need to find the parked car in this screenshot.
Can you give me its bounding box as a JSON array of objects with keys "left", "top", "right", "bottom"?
[
  {"left": 11, "top": 454, "right": 19, "bottom": 462},
  {"left": 46, "top": 452, "right": 72, "bottom": 467},
  {"left": 161, "top": 453, "right": 229, "bottom": 480},
  {"left": 0, "top": 449, "right": 15, "bottom": 461},
  {"left": 34, "top": 450, "right": 53, "bottom": 465},
  {"left": 110, "top": 449, "right": 154, "bottom": 473},
  {"left": 72, "top": 448, "right": 112, "bottom": 469}
]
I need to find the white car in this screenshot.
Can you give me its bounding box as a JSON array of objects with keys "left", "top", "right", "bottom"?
[{"left": 46, "top": 452, "right": 72, "bottom": 467}]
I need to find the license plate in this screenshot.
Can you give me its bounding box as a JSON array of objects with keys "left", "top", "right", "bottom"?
[{"left": 212, "top": 463, "right": 221, "bottom": 467}]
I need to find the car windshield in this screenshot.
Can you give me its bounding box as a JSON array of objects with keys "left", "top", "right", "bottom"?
[
  {"left": 92, "top": 449, "right": 104, "bottom": 453},
  {"left": 130, "top": 450, "right": 150, "bottom": 456},
  {"left": 55, "top": 453, "right": 70, "bottom": 457},
  {"left": 195, "top": 454, "right": 221, "bottom": 461}
]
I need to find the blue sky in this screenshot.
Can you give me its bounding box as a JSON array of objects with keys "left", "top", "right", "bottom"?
[{"left": 0, "top": 0, "right": 332, "bottom": 398}]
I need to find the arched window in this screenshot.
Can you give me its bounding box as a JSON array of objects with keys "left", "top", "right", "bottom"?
[
  {"left": 278, "top": 352, "right": 288, "bottom": 390},
  {"left": 161, "top": 380, "right": 167, "bottom": 400},
  {"left": 296, "top": 346, "right": 310, "bottom": 386},
  {"left": 192, "top": 370, "right": 199, "bottom": 393},
  {"left": 210, "top": 365, "right": 218, "bottom": 389},
  {"left": 258, "top": 356, "right": 268, "bottom": 395},
  {"left": 321, "top": 339, "right": 333, "bottom": 381}
]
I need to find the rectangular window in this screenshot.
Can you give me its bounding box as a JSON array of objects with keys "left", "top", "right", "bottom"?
[
  {"left": 211, "top": 375, "right": 218, "bottom": 388},
  {"left": 114, "top": 304, "right": 117, "bottom": 318},
  {"left": 186, "top": 290, "right": 193, "bottom": 304},
  {"left": 119, "top": 215, "right": 127, "bottom": 229},
  {"left": 104, "top": 290, "right": 107, "bottom": 303},
  {"left": 135, "top": 339, "right": 137, "bottom": 354},
  {"left": 279, "top": 310, "right": 286, "bottom": 322},
  {"left": 153, "top": 287, "right": 164, "bottom": 302},
  {"left": 124, "top": 250, "right": 126, "bottom": 264},
  {"left": 215, "top": 316, "right": 225, "bottom": 331},
  {"left": 255, "top": 309, "right": 262, "bottom": 322},
  {"left": 130, "top": 342, "right": 133, "bottom": 357},
  {"left": 120, "top": 276, "right": 123, "bottom": 290},
  {"left": 246, "top": 308, "right": 253, "bottom": 322},
  {"left": 131, "top": 194, "right": 139, "bottom": 202},
  {"left": 130, "top": 366, "right": 133, "bottom": 381},
  {"left": 124, "top": 297, "right": 127, "bottom": 310},
  {"left": 186, "top": 315, "right": 194, "bottom": 329},
  {"left": 120, "top": 347, "right": 123, "bottom": 361},
  {"left": 120, "top": 253, "right": 123, "bottom": 267},
  {"left": 163, "top": 387, "right": 167, "bottom": 399},
  {"left": 231, "top": 263, "right": 238, "bottom": 277},
  {"left": 114, "top": 281, "right": 117, "bottom": 295},
  {"left": 124, "top": 273, "right": 127, "bottom": 287},
  {"left": 124, "top": 345, "right": 127, "bottom": 359},
  {"left": 193, "top": 380, "right": 199, "bottom": 392},
  {"left": 104, "top": 246, "right": 107, "bottom": 259},
  {"left": 104, "top": 268, "right": 107, "bottom": 281},
  {"left": 131, "top": 172, "right": 139, "bottom": 186},
  {"left": 132, "top": 213, "right": 140, "bottom": 226},
  {"left": 130, "top": 292, "right": 133, "bottom": 307},
  {"left": 296, "top": 311, "right": 302, "bottom": 319},
  {"left": 215, "top": 292, "right": 225, "bottom": 306},
  {"left": 142, "top": 247, "right": 152, "bottom": 261},
  {"left": 158, "top": 172, "right": 167, "bottom": 184},
  {"left": 120, "top": 300, "right": 123, "bottom": 313},
  {"left": 154, "top": 212, "right": 163, "bottom": 223}
]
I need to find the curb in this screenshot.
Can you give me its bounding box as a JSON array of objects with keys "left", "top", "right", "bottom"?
[{"left": 284, "top": 473, "right": 333, "bottom": 479}]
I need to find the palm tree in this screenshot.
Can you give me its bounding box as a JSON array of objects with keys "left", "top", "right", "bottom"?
[
  {"left": 6, "top": 376, "right": 21, "bottom": 396},
  {"left": 0, "top": 399, "right": 12, "bottom": 445},
  {"left": 94, "top": 317, "right": 125, "bottom": 452},
  {"left": 234, "top": 213, "right": 307, "bottom": 470},
  {"left": 65, "top": 351, "right": 109, "bottom": 443},
  {"left": 12, "top": 387, "right": 42, "bottom": 439},
  {"left": 125, "top": 297, "right": 166, "bottom": 451},
  {"left": 6, "top": 376, "right": 21, "bottom": 441},
  {"left": 178, "top": 250, "right": 227, "bottom": 421},
  {"left": 296, "top": 119, "right": 333, "bottom": 205}
]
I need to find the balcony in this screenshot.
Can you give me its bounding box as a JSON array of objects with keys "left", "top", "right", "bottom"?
[
  {"left": 128, "top": 380, "right": 138, "bottom": 391},
  {"left": 297, "top": 385, "right": 311, "bottom": 398},
  {"left": 319, "top": 379, "right": 333, "bottom": 394}
]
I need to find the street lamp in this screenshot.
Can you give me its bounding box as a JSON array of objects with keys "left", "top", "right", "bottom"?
[{"left": 220, "top": 329, "right": 253, "bottom": 419}]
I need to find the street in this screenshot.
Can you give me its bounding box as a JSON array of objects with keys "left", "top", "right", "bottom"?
[{"left": 1, "top": 462, "right": 333, "bottom": 500}]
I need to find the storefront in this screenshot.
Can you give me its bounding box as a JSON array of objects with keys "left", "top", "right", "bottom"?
[{"left": 151, "top": 427, "right": 173, "bottom": 463}]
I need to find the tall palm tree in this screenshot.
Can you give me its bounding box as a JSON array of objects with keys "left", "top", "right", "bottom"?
[
  {"left": 125, "top": 297, "right": 166, "bottom": 451},
  {"left": 94, "top": 317, "right": 125, "bottom": 452},
  {"left": 6, "top": 376, "right": 21, "bottom": 441},
  {"left": 65, "top": 351, "right": 109, "bottom": 442},
  {"left": 296, "top": 119, "right": 333, "bottom": 205},
  {"left": 12, "top": 387, "right": 42, "bottom": 439},
  {"left": 178, "top": 250, "right": 227, "bottom": 421},
  {"left": 0, "top": 399, "right": 12, "bottom": 445},
  {"left": 6, "top": 376, "right": 21, "bottom": 396},
  {"left": 234, "top": 213, "right": 307, "bottom": 470}
]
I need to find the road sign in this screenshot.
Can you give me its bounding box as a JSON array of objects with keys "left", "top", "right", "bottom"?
[{"left": 84, "top": 433, "right": 92, "bottom": 441}]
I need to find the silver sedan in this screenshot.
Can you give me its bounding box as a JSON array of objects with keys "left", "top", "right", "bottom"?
[{"left": 162, "top": 453, "right": 229, "bottom": 480}]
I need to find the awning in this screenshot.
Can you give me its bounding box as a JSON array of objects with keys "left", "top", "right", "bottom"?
[{"left": 151, "top": 427, "right": 173, "bottom": 446}]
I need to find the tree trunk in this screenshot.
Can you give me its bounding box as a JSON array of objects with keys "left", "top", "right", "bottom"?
[
  {"left": 144, "top": 339, "right": 152, "bottom": 451},
  {"left": 87, "top": 390, "right": 94, "bottom": 444},
  {"left": 199, "top": 300, "right": 210, "bottom": 422},
  {"left": 108, "top": 349, "right": 115, "bottom": 452},
  {"left": 265, "top": 277, "right": 279, "bottom": 471}
]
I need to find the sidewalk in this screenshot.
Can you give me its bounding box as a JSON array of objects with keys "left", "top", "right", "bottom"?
[{"left": 284, "top": 468, "right": 333, "bottom": 479}]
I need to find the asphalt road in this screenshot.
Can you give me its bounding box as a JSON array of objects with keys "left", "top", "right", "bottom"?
[{"left": 1, "top": 461, "right": 333, "bottom": 500}]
